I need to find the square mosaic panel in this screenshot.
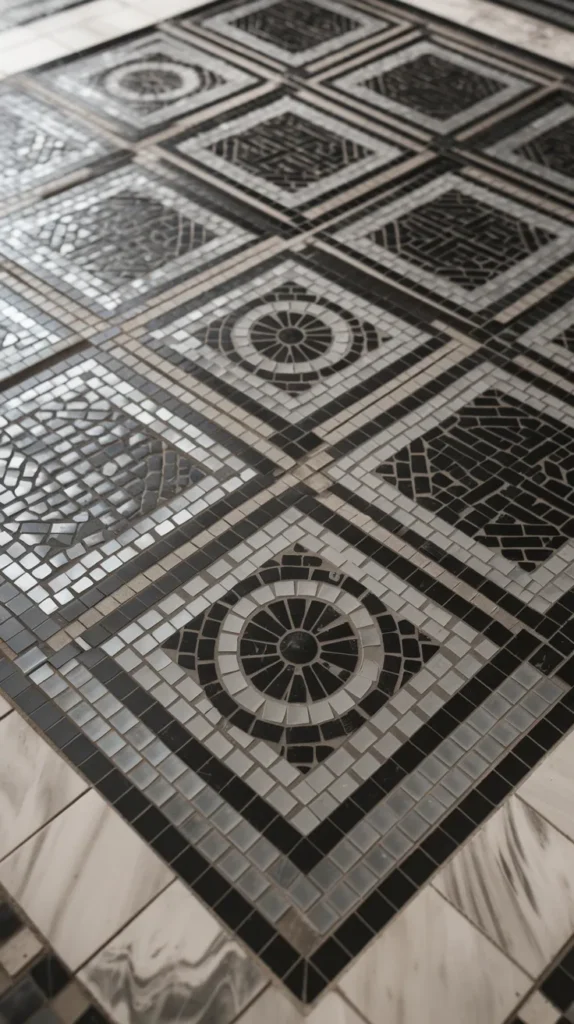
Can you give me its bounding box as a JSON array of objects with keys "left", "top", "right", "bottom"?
[
  {"left": 0, "top": 89, "right": 115, "bottom": 203},
  {"left": 327, "top": 361, "right": 574, "bottom": 613},
  {"left": 332, "top": 166, "right": 574, "bottom": 315},
  {"left": 0, "top": 278, "right": 78, "bottom": 383},
  {"left": 0, "top": 163, "right": 257, "bottom": 317},
  {"left": 140, "top": 249, "right": 451, "bottom": 441},
  {"left": 188, "top": 0, "right": 393, "bottom": 69},
  {"left": 324, "top": 39, "right": 533, "bottom": 135},
  {"left": 35, "top": 30, "right": 263, "bottom": 141},
  {"left": 6, "top": 485, "right": 570, "bottom": 1002},
  {"left": 164, "top": 93, "right": 407, "bottom": 215},
  {"left": 516, "top": 296, "right": 574, "bottom": 375},
  {"left": 0, "top": 351, "right": 275, "bottom": 620},
  {"left": 486, "top": 100, "right": 574, "bottom": 194}
]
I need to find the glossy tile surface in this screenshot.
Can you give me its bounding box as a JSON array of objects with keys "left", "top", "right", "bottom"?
[
  {"left": 0, "top": 789, "right": 173, "bottom": 969},
  {"left": 338, "top": 885, "right": 530, "bottom": 1024},
  {"left": 0, "top": 0, "right": 573, "bottom": 1018},
  {"left": 0, "top": 712, "right": 87, "bottom": 860}
]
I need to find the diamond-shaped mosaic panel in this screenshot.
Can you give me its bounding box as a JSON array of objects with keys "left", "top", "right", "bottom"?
[
  {"left": 328, "top": 40, "right": 531, "bottom": 134},
  {"left": 328, "top": 362, "right": 574, "bottom": 611},
  {"left": 0, "top": 164, "right": 256, "bottom": 315},
  {"left": 0, "top": 355, "right": 262, "bottom": 605},
  {"left": 169, "top": 95, "right": 404, "bottom": 210},
  {"left": 194, "top": 0, "right": 391, "bottom": 67},
  {"left": 0, "top": 279, "right": 77, "bottom": 383},
  {"left": 333, "top": 171, "right": 574, "bottom": 312},
  {"left": 37, "top": 31, "right": 260, "bottom": 139},
  {"left": 163, "top": 545, "right": 439, "bottom": 773},
  {"left": 0, "top": 90, "right": 113, "bottom": 201},
  {"left": 487, "top": 102, "right": 574, "bottom": 193},
  {"left": 143, "top": 255, "right": 440, "bottom": 429}
]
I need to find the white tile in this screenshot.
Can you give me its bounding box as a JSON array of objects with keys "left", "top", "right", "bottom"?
[
  {"left": 402, "top": 0, "right": 574, "bottom": 65},
  {"left": 0, "top": 788, "right": 173, "bottom": 970},
  {"left": 0, "top": 927, "right": 43, "bottom": 976},
  {"left": 519, "top": 729, "right": 574, "bottom": 842},
  {"left": 236, "top": 988, "right": 365, "bottom": 1024},
  {"left": 80, "top": 880, "right": 266, "bottom": 1024},
  {"left": 338, "top": 886, "right": 529, "bottom": 1024},
  {"left": 0, "top": 37, "right": 69, "bottom": 75},
  {"left": 0, "top": 693, "right": 11, "bottom": 719},
  {"left": 517, "top": 990, "right": 563, "bottom": 1024},
  {"left": 434, "top": 796, "right": 574, "bottom": 977},
  {"left": 0, "top": 713, "right": 87, "bottom": 860}
]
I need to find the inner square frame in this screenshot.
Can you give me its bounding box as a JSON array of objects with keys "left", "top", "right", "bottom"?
[
  {"left": 132, "top": 242, "right": 467, "bottom": 454},
  {"left": 2, "top": 473, "right": 573, "bottom": 1004}
]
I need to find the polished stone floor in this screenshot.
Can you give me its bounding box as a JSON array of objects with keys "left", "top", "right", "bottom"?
[{"left": 0, "top": 0, "right": 573, "bottom": 1022}]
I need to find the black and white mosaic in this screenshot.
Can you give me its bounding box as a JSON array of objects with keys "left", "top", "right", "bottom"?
[
  {"left": 1, "top": 0, "right": 574, "bottom": 1014},
  {"left": 332, "top": 168, "right": 574, "bottom": 313},
  {"left": 486, "top": 101, "right": 574, "bottom": 193},
  {"left": 0, "top": 163, "right": 257, "bottom": 316},
  {"left": 188, "top": 0, "right": 391, "bottom": 69},
  {"left": 327, "top": 362, "right": 574, "bottom": 612},
  {"left": 0, "top": 277, "right": 78, "bottom": 383},
  {"left": 166, "top": 94, "right": 405, "bottom": 213},
  {"left": 36, "top": 31, "right": 262, "bottom": 140},
  {"left": 141, "top": 253, "right": 445, "bottom": 436},
  {"left": 326, "top": 40, "right": 533, "bottom": 135},
  {"left": 0, "top": 352, "right": 272, "bottom": 619},
  {"left": 0, "top": 89, "right": 115, "bottom": 202}
]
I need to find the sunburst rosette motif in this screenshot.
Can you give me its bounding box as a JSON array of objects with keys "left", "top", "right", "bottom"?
[{"left": 163, "top": 546, "right": 438, "bottom": 772}]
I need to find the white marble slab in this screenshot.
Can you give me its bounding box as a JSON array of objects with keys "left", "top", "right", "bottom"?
[
  {"left": 80, "top": 879, "right": 266, "bottom": 1024},
  {"left": 0, "top": 712, "right": 87, "bottom": 860},
  {"left": 338, "top": 885, "right": 529, "bottom": 1024},
  {"left": 0, "top": 788, "right": 173, "bottom": 970},
  {"left": 0, "top": 693, "right": 11, "bottom": 718},
  {"left": 519, "top": 729, "right": 574, "bottom": 842},
  {"left": 236, "top": 987, "right": 365, "bottom": 1024},
  {"left": 516, "top": 990, "right": 563, "bottom": 1024},
  {"left": 434, "top": 795, "right": 574, "bottom": 977},
  {"left": 402, "top": 0, "right": 574, "bottom": 65}
]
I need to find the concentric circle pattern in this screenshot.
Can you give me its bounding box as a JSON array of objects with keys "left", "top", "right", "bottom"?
[
  {"left": 163, "top": 545, "right": 438, "bottom": 772},
  {"left": 197, "top": 282, "right": 381, "bottom": 393}
]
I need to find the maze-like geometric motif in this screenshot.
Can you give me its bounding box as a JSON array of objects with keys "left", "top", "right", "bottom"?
[
  {"left": 208, "top": 110, "right": 372, "bottom": 192},
  {"left": 230, "top": 0, "right": 359, "bottom": 51},
  {"left": 369, "top": 189, "right": 556, "bottom": 288},
  {"left": 515, "top": 114, "right": 574, "bottom": 178},
  {"left": 376, "top": 389, "right": 574, "bottom": 572}
]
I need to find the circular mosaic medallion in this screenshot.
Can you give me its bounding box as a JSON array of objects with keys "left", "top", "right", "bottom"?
[
  {"left": 163, "top": 546, "right": 438, "bottom": 771},
  {"left": 103, "top": 60, "right": 219, "bottom": 103},
  {"left": 200, "top": 283, "right": 381, "bottom": 393}
]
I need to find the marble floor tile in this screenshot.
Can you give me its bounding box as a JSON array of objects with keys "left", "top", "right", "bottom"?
[
  {"left": 338, "top": 886, "right": 529, "bottom": 1024},
  {"left": 518, "top": 730, "right": 574, "bottom": 843},
  {"left": 235, "top": 987, "right": 364, "bottom": 1024},
  {"left": 0, "top": 788, "right": 173, "bottom": 970},
  {"left": 516, "top": 990, "right": 563, "bottom": 1024},
  {"left": 0, "top": 713, "right": 87, "bottom": 860},
  {"left": 434, "top": 795, "right": 574, "bottom": 977},
  {"left": 79, "top": 880, "right": 266, "bottom": 1024}
]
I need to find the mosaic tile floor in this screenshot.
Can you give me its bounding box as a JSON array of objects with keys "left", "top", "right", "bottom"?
[{"left": 0, "top": 0, "right": 573, "bottom": 1021}]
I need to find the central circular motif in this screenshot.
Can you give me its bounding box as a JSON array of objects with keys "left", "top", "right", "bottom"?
[
  {"left": 104, "top": 60, "right": 202, "bottom": 103},
  {"left": 238, "top": 596, "right": 359, "bottom": 703},
  {"left": 279, "top": 629, "right": 319, "bottom": 665},
  {"left": 250, "top": 309, "right": 333, "bottom": 363}
]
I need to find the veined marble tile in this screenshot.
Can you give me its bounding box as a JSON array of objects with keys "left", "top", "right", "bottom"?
[
  {"left": 519, "top": 730, "right": 574, "bottom": 843},
  {"left": 434, "top": 796, "right": 574, "bottom": 977},
  {"left": 0, "top": 712, "right": 87, "bottom": 860},
  {"left": 0, "top": 693, "right": 11, "bottom": 718},
  {"left": 0, "top": 788, "right": 173, "bottom": 970},
  {"left": 516, "top": 990, "right": 563, "bottom": 1024},
  {"left": 338, "top": 886, "right": 529, "bottom": 1024},
  {"left": 79, "top": 880, "right": 266, "bottom": 1024},
  {"left": 236, "top": 987, "right": 364, "bottom": 1024}
]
